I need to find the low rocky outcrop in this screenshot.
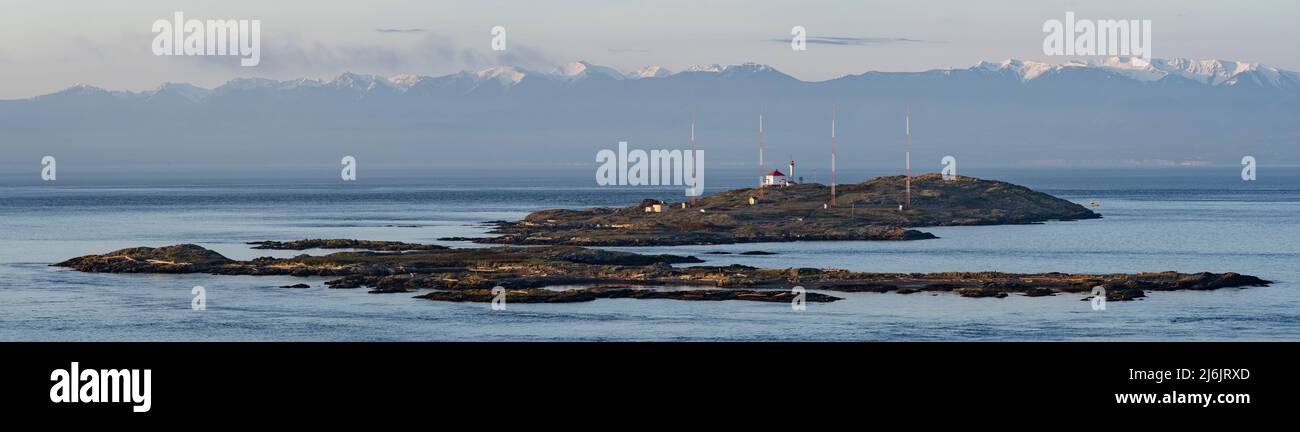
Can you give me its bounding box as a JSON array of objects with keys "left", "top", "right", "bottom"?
[
  {"left": 247, "top": 239, "right": 447, "bottom": 251},
  {"left": 414, "top": 287, "right": 840, "bottom": 304},
  {"left": 53, "top": 244, "right": 232, "bottom": 273},
  {"left": 53, "top": 243, "right": 1270, "bottom": 305}
]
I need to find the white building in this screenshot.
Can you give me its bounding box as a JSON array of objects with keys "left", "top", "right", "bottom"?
[{"left": 763, "top": 169, "right": 790, "bottom": 187}]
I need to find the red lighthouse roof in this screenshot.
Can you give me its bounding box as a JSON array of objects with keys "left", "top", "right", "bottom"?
[{"left": 767, "top": 170, "right": 785, "bottom": 177}]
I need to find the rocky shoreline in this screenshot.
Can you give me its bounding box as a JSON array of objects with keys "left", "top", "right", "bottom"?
[
  {"left": 474, "top": 174, "right": 1101, "bottom": 246},
  {"left": 53, "top": 241, "right": 1270, "bottom": 304}
]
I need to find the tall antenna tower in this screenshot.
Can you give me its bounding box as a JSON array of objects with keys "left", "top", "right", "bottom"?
[
  {"left": 905, "top": 103, "right": 911, "bottom": 209},
  {"left": 690, "top": 112, "right": 697, "bottom": 205},
  {"left": 758, "top": 101, "right": 765, "bottom": 196},
  {"left": 831, "top": 105, "right": 837, "bottom": 206}
]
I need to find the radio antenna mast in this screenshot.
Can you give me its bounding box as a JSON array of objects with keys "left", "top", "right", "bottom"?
[
  {"left": 690, "top": 112, "right": 697, "bottom": 205},
  {"left": 905, "top": 103, "right": 911, "bottom": 210},
  {"left": 831, "top": 105, "right": 837, "bottom": 206},
  {"left": 758, "top": 101, "right": 765, "bottom": 196}
]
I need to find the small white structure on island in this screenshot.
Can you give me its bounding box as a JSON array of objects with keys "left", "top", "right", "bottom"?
[
  {"left": 762, "top": 170, "right": 787, "bottom": 186},
  {"left": 762, "top": 160, "right": 798, "bottom": 187}
]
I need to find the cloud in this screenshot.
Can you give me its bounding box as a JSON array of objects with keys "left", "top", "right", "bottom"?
[
  {"left": 770, "top": 36, "right": 932, "bottom": 46},
  {"left": 608, "top": 48, "right": 651, "bottom": 53},
  {"left": 376, "top": 28, "right": 427, "bottom": 33}
]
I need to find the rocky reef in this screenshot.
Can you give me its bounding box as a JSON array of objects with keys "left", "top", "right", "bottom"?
[
  {"left": 477, "top": 174, "right": 1100, "bottom": 246},
  {"left": 247, "top": 239, "right": 447, "bottom": 251},
  {"left": 414, "top": 287, "right": 839, "bottom": 304},
  {"left": 54, "top": 240, "right": 1269, "bottom": 304}
]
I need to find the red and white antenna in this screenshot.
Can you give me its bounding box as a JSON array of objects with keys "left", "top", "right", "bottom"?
[
  {"left": 831, "top": 105, "right": 837, "bottom": 206},
  {"left": 905, "top": 103, "right": 911, "bottom": 209},
  {"left": 758, "top": 101, "right": 765, "bottom": 194},
  {"left": 690, "top": 112, "right": 697, "bottom": 204}
]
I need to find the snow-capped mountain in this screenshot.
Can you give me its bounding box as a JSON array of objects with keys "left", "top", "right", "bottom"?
[
  {"left": 684, "top": 64, "right": 725, "bottom": 73},
  {"left": 972, "top": 59, "right": 1061, "bottom": 81},
  {"left": 552, "top": 61, "right": 627, "bottom": 81},
  {"left": 331, "top": 72, "right": 388, "bottom": 89},
  {"left": 968, "top": 57, "right": 1300, "bottom": 88},
  {"left": 718, "top": 62, "right": 789, "bottom": 77},
  {"left": 34, "top": 57, "right": 1293, "bottom": 103},
  {"left": 473, "top": 66, "right": 531, "bottom": 85},
  {"left": 387, "top": 74, "right": 423, "bottom": 89},
  {"left": 629, "top": 66, "right": 672, "bottom": 79},
  {"left": 4, "top": 57, "right": 1297, "bottom": 171}
]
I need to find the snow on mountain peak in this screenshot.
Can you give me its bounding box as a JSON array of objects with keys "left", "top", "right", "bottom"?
[
  {"left": 1085, "top": 57, "right": 1296, "bottom": 86},
  {"left": 388, "top": 74, "right": 424, "bottom": 88},
  {"left": 968, "top": 57, "right": 1299, "bottom": 87},
  {"left": 331, "top": 72, "right": 394, "bottom": 91},
  {"left": 682, "top": 63, "right": 787, "bottom": 79},
  {"left": 974, "top": 59, "right": 1060, "bottom": 81},
  {"left": 727, "top": 62, "right": 774, "bottom": 72},
  {"left": 685, "top": 64, "right": 725, "bottom": 73},
  {"left": 629, "top": 65, "right": 672, "bottom": 79},
  {"left": 27, "top": 57, "right": 1300, "bottom": 102},
  {"left": 1150, "top": 58, "right": 1274, "bottom": 85},
  {"left": 552, "top": 61, "right": 626, "bottom": 80},
  {"left": 554, "top": 62, "right": 589, "bottom": 76},
  {"left": 475, "top": 66, "right": 528, "bottom": 85}
]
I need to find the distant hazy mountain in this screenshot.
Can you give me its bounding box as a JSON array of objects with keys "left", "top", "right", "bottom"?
[{"left": 3, "top": 57, "right": 1297, "bottom": 174}]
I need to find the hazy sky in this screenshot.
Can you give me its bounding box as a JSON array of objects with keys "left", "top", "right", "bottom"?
[{"left": 2, "top": 0, "right": 1297, "bottom": 98}]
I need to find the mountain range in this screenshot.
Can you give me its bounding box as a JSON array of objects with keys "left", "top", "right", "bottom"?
[{"left": 3, "top": 57, "right": 1297, "bottom": 174}]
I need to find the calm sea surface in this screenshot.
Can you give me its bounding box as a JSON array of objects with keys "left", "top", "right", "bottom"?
[{"left": 1, "top": 167, "right": 1297, "bottom": 340}]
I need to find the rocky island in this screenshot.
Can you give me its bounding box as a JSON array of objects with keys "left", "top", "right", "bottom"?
[
  {"left": 473, "top": 174, "right": 1101, "bottom": 246},
  {"left": 54, "top": 241, "right": 1269, "bottom": 304}
]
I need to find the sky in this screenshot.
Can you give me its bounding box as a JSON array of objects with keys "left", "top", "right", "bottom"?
[{"left": 1, "top": 0, "right": 1297, "bottom": 99}]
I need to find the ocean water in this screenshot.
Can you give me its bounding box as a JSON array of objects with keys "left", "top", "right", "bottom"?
[{"left": 1, "top": 166, "right": 1297, "bottom": 341}]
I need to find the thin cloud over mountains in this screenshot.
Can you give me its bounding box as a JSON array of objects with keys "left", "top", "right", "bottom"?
[{"left": 768, "top": 36, "right": 933, "bottom": 46}]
